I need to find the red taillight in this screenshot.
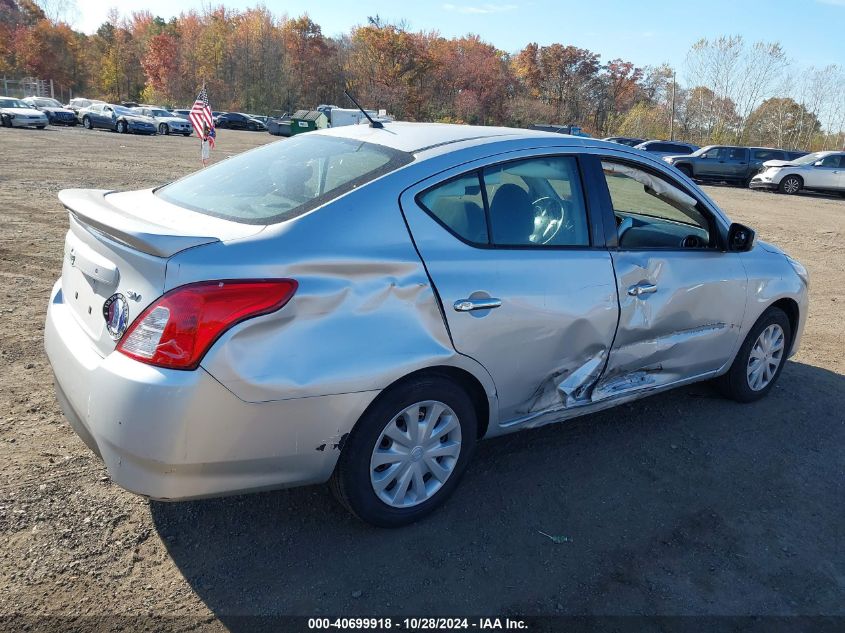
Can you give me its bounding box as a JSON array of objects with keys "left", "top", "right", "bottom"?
[{"left": 117, "top": 279, "right": 298, "bottom": 370}]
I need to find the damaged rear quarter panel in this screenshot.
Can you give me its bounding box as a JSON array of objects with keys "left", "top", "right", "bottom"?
[{"left": 167, "top": 179, "right": 496, "bottom": 406}]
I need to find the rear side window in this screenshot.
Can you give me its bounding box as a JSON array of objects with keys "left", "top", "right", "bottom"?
[
  {"left": 752, "top": 150, "right": 783, "bottom": 161},
  {"left": 419, "top": 173, "right": 488, "bottom": 244},
  {"left": 418, "top": 156, "right": 590, "bottom": 248},
  {"left": 666, "top": 144, "right": 694, "bottom": 154},
  {"left": 157, "top": 134, "right": 413, "bottom": 224}
]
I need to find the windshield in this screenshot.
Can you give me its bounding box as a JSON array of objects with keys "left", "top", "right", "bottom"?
[
  {"left": 157, "top": 134, "right": 413, "bottom": 224},
  {"left": 791, "top": 152, "right": 825, "bottom": 165},
  {"left": 0, "top": 98, "right": 26, "bottom": 109},
  {"left": 689, "top": 146, "right": 715, "bottom": 157}
]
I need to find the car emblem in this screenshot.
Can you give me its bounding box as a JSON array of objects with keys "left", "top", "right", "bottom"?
[{"left": 103, "top": 293, "right": 129, "bottom": 340}]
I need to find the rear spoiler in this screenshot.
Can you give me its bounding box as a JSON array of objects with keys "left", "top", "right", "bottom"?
[{"left": 58, "top": 189, "right": 219, "bottom": 258}]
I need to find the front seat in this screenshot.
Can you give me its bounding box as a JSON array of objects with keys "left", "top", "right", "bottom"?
[{"left": 489, "top": 184, "right": 535, "bottom": 245}]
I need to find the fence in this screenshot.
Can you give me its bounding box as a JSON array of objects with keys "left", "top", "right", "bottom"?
[{"left": 1, "top": 77, "right": 64, "bottom": 100}]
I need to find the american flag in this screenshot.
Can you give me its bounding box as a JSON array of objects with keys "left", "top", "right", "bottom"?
[{"left": 189, "top": 86, "right": 215, "bottom": 149}]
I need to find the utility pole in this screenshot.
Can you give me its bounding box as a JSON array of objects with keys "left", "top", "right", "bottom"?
[{"left": 669, "top": 69, "right": 676, "bottom": 141}]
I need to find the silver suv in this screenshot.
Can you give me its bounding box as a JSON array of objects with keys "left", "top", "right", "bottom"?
[{"left": 750, "top": 151, "right": 845, "bottom": 195}]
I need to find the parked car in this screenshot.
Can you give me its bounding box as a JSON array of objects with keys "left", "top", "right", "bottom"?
[
  {"left": 603, "top": 136, "right": 645, "bottom": 147},
  {"left": 45, "top": 125, "right": 808, "bottom": 527},
  {"left": 79, "top": 103, "right": 157, "bottom": 135},
  {"left": 0, "top": 96, "right": 48, "bottom": 128},
  {"left": 634, "top": 140, "right": 700, "bottom": 158},
  {"left": 215, "top": 112, "right": 266, "bottom": 130},
  {"left": 664, "top": 146, "right": 799, "bottom": 187},
  {"left": 66, "top": 97, "right": 104, "bottom": 118},
  {"left": 749, "top": 150, "right": 845, "bottom": 196},
  {"left": 133, "top": 106, "right": 192, "bottom": 136},
  {"left": 170, "top": 109, "right": 191, "bottom": 119},
  {"left": 21, "top": 96, "right": 77, "bottom": 125}
]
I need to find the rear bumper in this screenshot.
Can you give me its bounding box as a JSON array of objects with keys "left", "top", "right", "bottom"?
[{"left": 44, "top": 280, "right": 378, "bottom": 500}]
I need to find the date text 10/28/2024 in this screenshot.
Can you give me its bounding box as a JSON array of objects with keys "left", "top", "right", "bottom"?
[{"left": 308, "top": 618, "right": 528, "bottom": 630}]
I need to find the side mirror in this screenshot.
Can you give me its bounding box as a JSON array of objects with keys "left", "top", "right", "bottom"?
[
  {"left": 814, "top": 161, "right": 824, "bottom": 167},
  {"left": 727, "top": 223, "right": 755, "bottom": 252}
]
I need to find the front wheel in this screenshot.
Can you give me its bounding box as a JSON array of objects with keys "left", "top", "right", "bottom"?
[
  {"left": 82, "top": 116, "right": 92, "bottom": 129},
  {"left": 779, "top": 175, "right": 802, "bottom": 195},
  {"left": 158, "top": 123, "right": 169, "bottom": 135},
  {"left": 677, "top": 165, "right": 693, "bottom": 178},
  {"left": 330, "top": 374, "right": 478, "bottom": 527},
  {"left": 117, "top": 120, "right": 128, "bottom": 134},
  {"left": 36, "top": 125, "right": 46, "bottom": 129},
  {"left": 716, "top": 307, "right": 791, "bottom": 403}
]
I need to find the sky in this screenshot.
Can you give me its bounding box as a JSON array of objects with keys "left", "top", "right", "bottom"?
[{"left": 68, "top": 0, "right": 845, "bottom": 73}]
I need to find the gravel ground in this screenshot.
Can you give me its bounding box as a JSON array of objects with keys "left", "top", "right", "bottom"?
[{"left": 0, "top": 125, "right": 843, "bottom": 629}]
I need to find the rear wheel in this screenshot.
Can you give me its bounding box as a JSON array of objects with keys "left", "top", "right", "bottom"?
[
  {"left": 36, "top": 125, "right": 46, "bottom": 129},
  {"left": 779, "top": 175, "right": 802, "bottom": 195},
  {"left": 716, "top": 307, "right": 791, "bottom": 403},
  {"left": 330, "top": 374, "right": 478, "bottom": 527},
  {"left": 158, "top": 123, "right": 169, "bottom": 135}
]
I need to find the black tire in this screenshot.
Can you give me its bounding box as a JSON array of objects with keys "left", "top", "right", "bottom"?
[
  {"left": 117, "top": 120, "right": 128, "bottom": 134},
  {"left": 158, "top": 123, "right": 169, "bottom": 135},
  {"left": 716, "top": 307, "right": 791, "bottom": 403},
  {"left": 82, "top": 116, "right": 92, "bottom": 129},
  {"left": 779, "top": 175, "right": 802, "bottom": 195},
  {"left": 36, "top": 125, "right": 46, "bottom": 129},
  {"left": 182, "top": 132, "right": 191, "bottom": 137},
  {"left": 677, "top": 164, "right": 693, "bottom": 178},
  {"left": 248, "top": 122, "right": 256, "bottom": 131},
  {"left": 330, "top": 373, "right": 478, "bottom": 527}
]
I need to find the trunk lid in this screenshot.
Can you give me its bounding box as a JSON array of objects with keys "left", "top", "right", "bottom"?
[{"left": 58, "top": 188, "right": 264, "bottom": 356}]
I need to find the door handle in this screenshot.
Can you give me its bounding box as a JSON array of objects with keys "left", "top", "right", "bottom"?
[
  {"left": 627, "top": 283, "right": 657, "bottom": 297},
  {"left": 453, "top": 298, "right": 502, "bottom": 312}
]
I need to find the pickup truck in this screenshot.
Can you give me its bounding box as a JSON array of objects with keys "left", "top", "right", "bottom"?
[{"left": 664, "top": 146, "right": 807, "bottom": 187}]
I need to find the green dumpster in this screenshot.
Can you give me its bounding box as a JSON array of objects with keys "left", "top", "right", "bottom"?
[{"left": 289, "top": 109, "right": 328, "bottom": 135}]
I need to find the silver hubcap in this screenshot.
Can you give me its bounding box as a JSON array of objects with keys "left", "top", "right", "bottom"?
[
  {"left": 370, "top": 400, "right": 462, "bottom": 508},
  {"left": 747, "top": 324, "right": 785, "bottom": 391},
  {"left": 784, "top": 178, "right": 799, "bottom": 193}
]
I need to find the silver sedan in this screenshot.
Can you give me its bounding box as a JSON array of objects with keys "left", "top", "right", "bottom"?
[{"left": 44, "top": 123, "right": 809, "bottom": 526}]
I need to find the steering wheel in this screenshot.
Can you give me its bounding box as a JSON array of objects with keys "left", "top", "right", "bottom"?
[{"left": 530, "top": 196, "right": 569, "bottom": 244}]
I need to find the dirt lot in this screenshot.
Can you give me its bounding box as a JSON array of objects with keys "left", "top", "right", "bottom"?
[{"left": 0, "top": 126, "right": 843, "bottom": 628}]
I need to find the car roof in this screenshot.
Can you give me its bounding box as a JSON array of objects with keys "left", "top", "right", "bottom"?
[{"left": 312, "top": 121, "right": 613, "bottom": 155}]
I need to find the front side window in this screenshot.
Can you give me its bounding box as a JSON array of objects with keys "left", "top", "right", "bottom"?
[
  {"left": 702, "top": 147, "right": 726, "bottom": 160},
  {"left": 601, "top": 161, "right": 712, "bottom": 249},
  {"left": 157, "top": 134, "right": 413, "bottom": 224},
  {"left": 818, "top": 155, "right": 842, "bottom": 168},
  {"left": 727, "top": 148, "right": 748, "bottom": 161}
]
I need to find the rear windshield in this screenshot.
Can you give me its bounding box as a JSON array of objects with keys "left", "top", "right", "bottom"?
[{"left": 157, "top": 134, "right": 413, "bottom": 224}]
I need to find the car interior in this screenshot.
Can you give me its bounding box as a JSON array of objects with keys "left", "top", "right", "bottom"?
[
  {"left": 601, "top": 161, "right": 712, "bottom": 249},
  {"left": 421, "top": 157, "right": 591, "bottom": 247}
]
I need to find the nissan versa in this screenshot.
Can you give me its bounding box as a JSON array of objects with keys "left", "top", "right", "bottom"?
[{"left": 44, "top": 123, "right": 809, "bottom": 527}]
